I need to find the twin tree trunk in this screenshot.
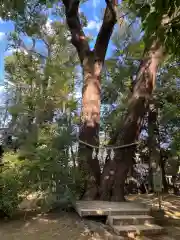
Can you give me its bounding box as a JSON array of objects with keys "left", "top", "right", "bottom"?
[
  {"left": 62, "top": 0, "right": 117, "bottom": 200},
  {"left": 79, "top": 40, "right": 164, "bottom": 201},
  {"left": 62, "top": 1, "right": 165, "bottom": 201}
]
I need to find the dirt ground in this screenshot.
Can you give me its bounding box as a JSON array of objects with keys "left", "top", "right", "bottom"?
[
  {"left": 0, "top": 211, "right": 102, "bottom": 240},
  {"left": 0, "top": 194, "right": 180, "bottom": 240}
]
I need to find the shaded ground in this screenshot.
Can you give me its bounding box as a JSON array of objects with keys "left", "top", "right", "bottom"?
[
  {"left": 1, "top": 194, "right": 180, "bottom": 240},
  {"left": 0, "top": 211, "right": 102, "bottom": 240},
  {"left": 127, "top": 194, "right": 180, "bottom": 239}
]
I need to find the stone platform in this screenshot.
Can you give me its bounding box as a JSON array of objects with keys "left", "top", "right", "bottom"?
[
  {"left": 75, "top": 201, "right": 165, "bottom": 239},
  {"left": 75, "top": 201, "right": 149, "bottom": 217}
]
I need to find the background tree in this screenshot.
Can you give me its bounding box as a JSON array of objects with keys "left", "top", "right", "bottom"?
[{"left": 0, "top": 11, "right": 82, "bottom": 215}]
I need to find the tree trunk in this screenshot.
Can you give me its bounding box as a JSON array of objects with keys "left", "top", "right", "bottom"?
[
  {"left": 78, "top": 53, "right": 102, "bottom": 200},
  {"left": 62, "top": 0, "right": 117, "bottom": 200},
  {"left": 99, "top": 158, "right": 116, "bottom": 200},
  {"left": 148, "top": 102, "right": 168, "bottom": 193},
  {"left": 158, "top": 137, "right": 168, "bottom": 193},
  {"left": 148, "top": 102, "right": 159, "bottom": 192},
  {"left": 160, "top": 155, "right": 168, "bottom": 192},
  {"left": 100, "top": 40, "right": 164, "bottom": 201}
]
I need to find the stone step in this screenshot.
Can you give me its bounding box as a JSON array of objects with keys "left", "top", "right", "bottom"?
[
  {"left": 106, "top": 234, "right": 176, "bottom": 240},
  {"left": 110, "top": 209, "right": 150, "bottom": 216},
  {"left": 79, "top": 208, "right": 150, "bottom": 217},
  {"left": 112, "top": 224, "right": 163, "bottom": 237},
  {"left": 146, "top": 236, "right": 177, "bottom": 240},
  {"left": 138, "top": 236, "right": 176, "bottom": 240},
  {"left": 107, "top": 215, "right": 154, "bottom": 226}
]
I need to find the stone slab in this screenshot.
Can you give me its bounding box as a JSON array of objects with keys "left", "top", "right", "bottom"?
[
  {"left": 107, "top": 215, "right": 154, "bottom": 226},
  {"left": 75, "top": 201, "right": 150, "bottom": 217},
  {"left": 141, "top": 236, "right": 176, "bottom": 240},
  {"left": 112, "top": 224, "right": 163, "bottom": 237}
]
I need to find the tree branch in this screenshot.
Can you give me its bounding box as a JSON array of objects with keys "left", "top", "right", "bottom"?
[
  {"left": 94, "top": 0, "right": 117, "bottom": 61},
  {"left": 18, "top": 38, "right": 46, "bottom": 58},
  {"left": 62, "top": 0, "right": 90, "bottom": 64}
]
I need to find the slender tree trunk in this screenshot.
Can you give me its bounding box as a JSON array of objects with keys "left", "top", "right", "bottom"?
[
  {"left": 148, "top": 102, "right": 168, "bottom": 193},
  {"left": 160, "top": 155, "right": 168, "bottom": 192},
  {"left": 100, "top": 40, "right": 165, "bottom": 201},
  {"left": 148, "top": 101, "right": 159, "bottom": 192},
  {"left": 158, "top": 137, "right": 168, "bottom": 193}
]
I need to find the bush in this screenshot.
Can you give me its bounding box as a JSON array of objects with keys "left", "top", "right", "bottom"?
[
  {"left": 0, "top": 153, "right": 24, "bottom": 216},
  {"left": 0, "top": 123, "right": 84, "bottom": 216},
  {"left": 0, "top": 144, "right": 83, "bottom": 215}
]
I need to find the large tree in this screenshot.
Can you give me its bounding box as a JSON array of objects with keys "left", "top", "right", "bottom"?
[
  {"left": 2, "top": 0, "right": 180, "bottom": 202},
  {"left": 62, "top": 0, "right": 117, "bottom": 199}
]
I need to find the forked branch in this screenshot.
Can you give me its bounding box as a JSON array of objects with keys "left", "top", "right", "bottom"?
[
  {"left": 94, "top": 0, "right": 118, "bottom": 61},
  {"left": 63, "top": 0, "right": 118, "bottom": 64},
  {"left": 62, "top": 0, "right": 90, "bottom": 64}
]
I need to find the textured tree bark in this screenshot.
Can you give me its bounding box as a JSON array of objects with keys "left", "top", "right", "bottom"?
[
  {"left": 62, "top": 0, "right": 117, "bottom": 199},
  {"left": 148, "top": 102, "right": 168, "bottom": 193},
  {"left": 100, "top": 40, "right": 165, "bottom": 201},
  {"left": 78, "top": 53, "right": 102, "bottom": 199},
  {"left": 158, "top": 133, "right": 168, "bottom": 193},
  {"left": 148, "top": 102, "right": 159, "bottom": 192},
  {"left": 160, "top": 155, "right": 168, "bottom": 192}
]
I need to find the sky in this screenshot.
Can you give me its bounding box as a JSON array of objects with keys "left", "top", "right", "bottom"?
[
  {"left": 0, "top": 0, "right": 108, "bottom": 85},
  {"left": 0, "top": 18, "right": 14, "bottom": 83}
]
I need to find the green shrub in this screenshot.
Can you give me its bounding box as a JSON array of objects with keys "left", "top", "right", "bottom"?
[
  {"left": 0, "top": 153, "right": 24, "bottom": 216},
  {"left": 0, "top": 123, "right": 84, "bottom": 216},
  {"left": 0, "top": 145, "right": 83, "bottom": 215}
]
